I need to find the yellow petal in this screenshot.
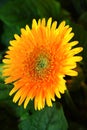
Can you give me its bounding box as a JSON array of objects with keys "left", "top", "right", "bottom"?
[
  {"left": 51, "top": 21, "right": 57, "bottom": 30},
  {"left": 32, "top": 19, "right": 37, "bottom": 29},
  {"left": 57, "top": 21, "right": 66, "bottom": 32},
  {"left": 69, "top": 41, "right": 79, "bottom": 47},
  {"left": 9, "top": 86, "right": 19, "bottom": 96},
  {"left": 14, "top": 34, "right": 20, "bottom": 40},
  {"left": 24, "top": 96, "right": 31, "bottom": 109},
  {"left": 47, "top": 17, "right": 52, "bottom": 28},
  {"left": 18, "top": 89, "right": 28, "bottom": 106},
  {"left": 41, "top": 18, "right": 46, "bottom": 26},
  {"left": 70, "top": 47, "right": 83, "bottom": 55},
  {"left": 64, "top": 33, "right": 74, "bottom": 43},
  {"left": 66, "top": 70, "right": 78, "bottom": 76}
]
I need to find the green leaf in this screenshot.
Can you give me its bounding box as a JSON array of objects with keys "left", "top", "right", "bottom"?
[
  {"left": 19, "top": 103, "right": 68, "bottom": 130},
  {"left": 1, "top": 24, "right": 20, "bottom": 47},
  {"left": 0, "top": 82, "right": 12, "bottom": 101},
  {"left": 0, "top": 0, "right": 8, "bottom": 8},
  {"left": 0, "top": 0, "right": 70, "bottom": 47},
  {"left": 0, "top": 81, "right": 12, "bottom": 101},
  {"left": 0, "top": 0, "right": 61, "bottom": 26},
  {"left": 35, "top": 0, "right": 61, "bottom": 19},
  {"left": 0, "top": 63, "right": 4, "bottom": 81},
  {"left": 0, "top": 64, "right": 12, "bottom": 100}
]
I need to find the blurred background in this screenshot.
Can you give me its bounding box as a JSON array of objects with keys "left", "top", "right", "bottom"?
[{"left": 0, "top": 0, "right": 87, "bottom": 130}]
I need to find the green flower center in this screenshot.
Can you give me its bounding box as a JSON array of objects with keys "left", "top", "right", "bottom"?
[{"left": 35, "top": 54, "right": 50, "bottom": 77}]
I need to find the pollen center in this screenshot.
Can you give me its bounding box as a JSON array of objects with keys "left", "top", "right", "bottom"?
[{"left": 35, "top": 54, "right": 50, "bottom": 77}]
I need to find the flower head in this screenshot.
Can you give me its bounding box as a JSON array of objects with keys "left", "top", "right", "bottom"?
[{"left": 3, "top": 18, "right": 83, "bottom": 110}]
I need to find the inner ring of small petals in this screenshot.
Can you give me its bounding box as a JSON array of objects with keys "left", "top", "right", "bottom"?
[{"left": 28, "top": 48, "right": 52, "bottom": 80}]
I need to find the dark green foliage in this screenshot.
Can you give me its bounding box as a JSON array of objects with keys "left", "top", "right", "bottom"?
[
  {"left": 18, "top": 103, "right": 68, "bottom": 130},
  {"left": 0, "top": 0, "right": 70, "bottom": 47}
]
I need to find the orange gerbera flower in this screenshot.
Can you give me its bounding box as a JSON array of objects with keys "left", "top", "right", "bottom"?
[{"left": 3, "top": 18, "right": 83, "bottom": 110}]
